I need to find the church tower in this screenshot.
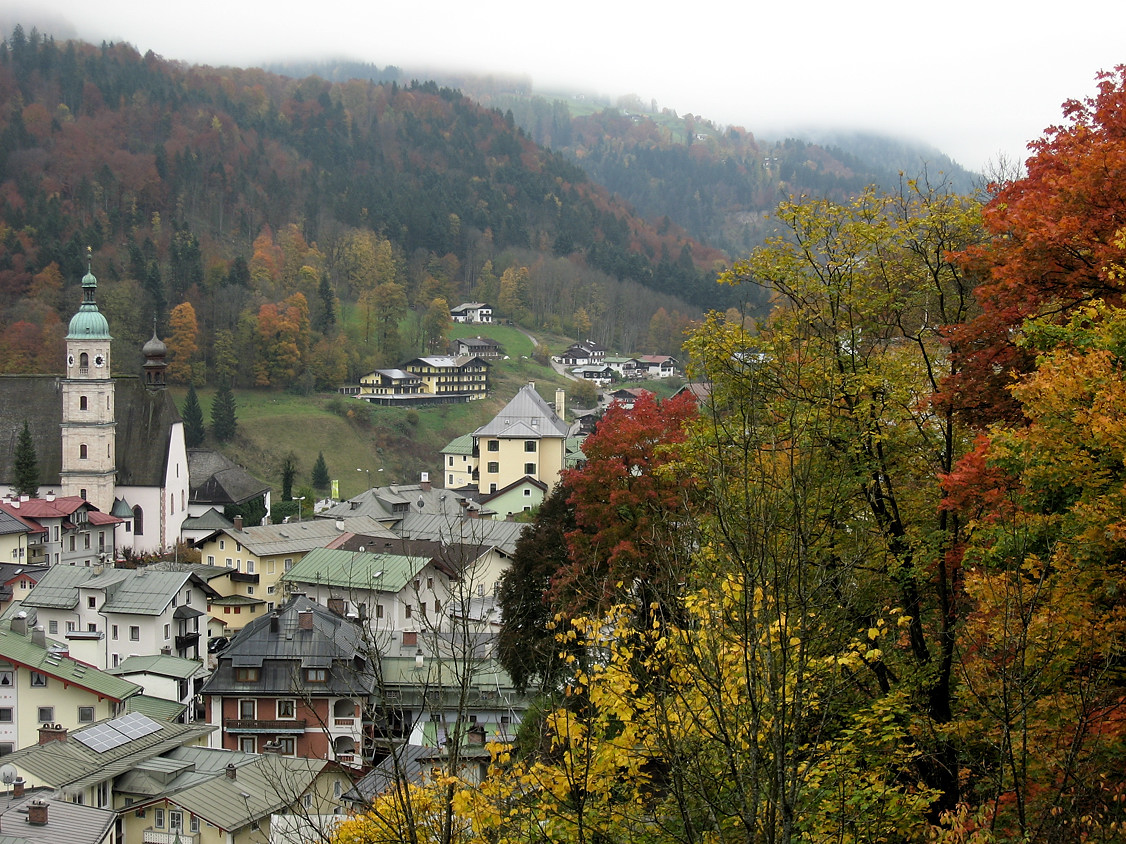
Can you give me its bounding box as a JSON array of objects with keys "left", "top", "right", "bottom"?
[{"left": 61, "top": 252, "right": 116, "bottom": 511}]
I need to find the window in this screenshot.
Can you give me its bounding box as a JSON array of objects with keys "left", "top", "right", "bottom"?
[
  {"left": 427, "top": 576, "right": 434, "bottom": 589},
  {"left": 0, "top": 672, "right": 11, "bottom": 687},
  {"left": 525, "top": 463, "right": 537, "bottom": 475},
  {"left": 78, "top": 706, "right": 95, "bottom": 722},
  {"left": 88, "top": 596, "right": 96, "bottom": 609},
  {"left": 239, "top": 699, "right": 256, "bottom": 719},
  {"left": 220, "top": 540, "right": 225, "bottom": 550},
  {"left": 80, "top": 395, "right": 88, "bottom": 410},
  {"left": 405, "top": 604, "right": 413, "bottom": 619},
  {"left": 112, "top": 625, "right": 118, "bottom": 640},
  {"left": 277, "top": 699, "right": 296, "bottom": 719},
  {"left": 48, "top": 620, "right": 58, "bottom": 634},
  {"left": 525, "top": 440, "right": 537, "bottom": 452},
  {"left": 239, "top": 737, "right": 256, "bottom": 753},
  {"left": 267, "top": 586, "right": 275, "bottom": 594},
  {"left": 487, "top": 462, "right": 499, "bottom": 474},
  {"left": 191, "top": 816, "right": 200, "bottom": 833},
  {"left": 133, "top": 505, "right": 143, "bottom": 535},
  {"left": 434, "top": 600, "right": 441, "bottom": 615},
  {"left": 80, "top": 443, "right": 88, "bottom": 459},
  {"left": 0, "top": 708, "right": 12, "bottom": 723},
  {"left": 305, "top": 668, "right": 328, "bottom": 683},
  {"left": 524, "top": 488, "right": 532, "bottom": 497},
  {"left": 207, "top": 555, "right": 215, "bottom": 564},
  {"left": 170, "top": 811, "right": 183, "bottom": 831},
  {"left": 279, "top": 737, "right": 296, "bottom": 755},
  {"left": 448, "top": 456, "right": 454, "bottom": 466},
  {"left": 284, "top": 558, "right": 293, "bottom": 571},
  {"left": 155, "top": 808, "right": 165, "bottom": 829},
  {"left": 37, "top": 706, "right": 54, "bottom": 722},
  {"left": 487, "top": 440, "right": 499, "bottom": 452},
  {"left": 88, "top": 623, "right": 96, "bottom": 632},
  {"left": 30, "top": 672, "right": 47, "bottom": 688},
  {"left": 376, "top": 604, "right": 384, "bottom": 619},
  {"left": 247, "top": 586, "right": 254, "bottom": 595},
  {"left": 235, "top": 668, "right": 259, "bottom": 682},
  {"left": 0, "top": 744, "right": 11, "bottom": 757},
  {"left": 164, "top": 624, "right": 170, "bottom": 639},
  {"left": 85, "top": 533, "right": 91, "bottom": 550},
  {"left": 112, "top": 653, "right": 119, "bottom": 667},
  {"left": 129, "top": 626, "right": 140, "bottom": 641},
  {"left": 247, "top": 560, "right": 255, "bottom": 573},
  {"left": 420, "top": 602, "right": 427, "bottom": 618},
  {"left": 69, "top": 536, "right": 76, "bottom": 552}
]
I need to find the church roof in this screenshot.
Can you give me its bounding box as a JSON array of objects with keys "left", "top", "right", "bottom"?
[{"left": 0, "top": 375, "right": 181, "bottom": 490}]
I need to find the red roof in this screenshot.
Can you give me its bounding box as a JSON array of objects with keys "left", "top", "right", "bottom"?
[{"left": 0, "top": 496, "right": 121, "bottom": 527}]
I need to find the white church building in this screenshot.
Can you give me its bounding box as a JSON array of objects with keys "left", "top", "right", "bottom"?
[{"left": 0, "top": 260, "right": 189, "bottom": 555}]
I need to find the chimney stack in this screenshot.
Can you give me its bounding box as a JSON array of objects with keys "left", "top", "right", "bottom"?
[
  {"left": 225, "top": 763, "right": 237, "bottom": 780},
  {"left": 31, "top": 626, "right": 46, "bottom": 649},
  {"left": 12, "top": 778, "right": 25, "bottom": 798},
  {"left": 420, "top": 472, "right": 431, "bottom": 492},
  {"left": 555, "top": 387, "right": 565, "bottom": 419},
  {"left": 38, "top": 723, "right": 67, "bottom": 745},
  {"left": 298, "top": 610, "right": 313, "bottom": 631},
  {"left": 11, "top": 613, "right": 27, "bottom": 635},
  {"left": 234, "top": 515, "right": 244, "bottom": 531},
  {"left": 27, "top": 799, "right": 48, "bottom": 826}
]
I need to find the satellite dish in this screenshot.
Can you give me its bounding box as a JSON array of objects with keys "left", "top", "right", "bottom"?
[{"left": 1, "top": 764, "right": 16, "bottom": 785}]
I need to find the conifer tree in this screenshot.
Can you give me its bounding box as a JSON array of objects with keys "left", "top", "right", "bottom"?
[
  {"left": 311, "top": 451, "right": 330, "bottom": 492},
  {"left": 281, "top": 455, "right": 297, "bottom": 501},
  {"left": 211, "top": 381, "right": 237, "bottom": 443},
  {"left": 13, "top": 421, "right": 39, "bottom": 497},
  {"left": 181, "top": 383, "right": 206, "bottom": 447}
]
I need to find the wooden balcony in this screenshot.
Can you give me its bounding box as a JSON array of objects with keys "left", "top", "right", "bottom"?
[{"left": 224, "top": 718, "right": 307, "bottom": 733}]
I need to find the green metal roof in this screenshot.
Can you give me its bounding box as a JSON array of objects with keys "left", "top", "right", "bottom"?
[
  {"left": 281, "top": 546, "right": 431, "bottom": 594},
  {"left": 110, "top": 653, "right": 204, "bottom": 680},
  {"left": 0, "top": 622, "right": 141, "bottom": 702},
  {"left": 125, "top": 694, "right": 188, "bottom": 722},
  {"left": 18, "top": 565, "right": 98, "bottom": 610},
  {"left": 440, "top": 434, "right": 475, "bottom": 455}
]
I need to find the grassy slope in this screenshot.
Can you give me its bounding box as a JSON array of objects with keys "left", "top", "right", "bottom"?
[{"left": 178, "top": 325, "right": 576, "bottom": 501}]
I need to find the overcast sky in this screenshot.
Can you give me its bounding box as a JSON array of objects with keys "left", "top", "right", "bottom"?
[{"left": 9, "top": 1, "right": 1125, "bottom": 174}]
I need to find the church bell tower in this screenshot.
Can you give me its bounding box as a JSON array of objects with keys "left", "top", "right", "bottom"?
[{"left": 60, "top": 250, "right": 116, "bottom": 511}]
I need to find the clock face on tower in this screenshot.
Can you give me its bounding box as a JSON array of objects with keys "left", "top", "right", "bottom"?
[
  {"left": 67, "top": 354, "right": 75, "bottom": 366},
  {"left": 94, "top": 354, "right": 105, "bottom": 368}
]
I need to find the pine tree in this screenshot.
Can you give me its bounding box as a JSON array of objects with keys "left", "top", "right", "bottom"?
[
  {"left": 281, "top": 455, "right": 297, "bottom": 501},
  {"left": 311, "top": 451, "right": 330, "bottom": 491},
  {"left": 211, "top": 381, "right": 237, "bottom": 443},
  {"left": 181, "top": 383, "right": 206, "bottom": 447},
  {"left": 13, "top": 421, "right": 39, "bottom": 497}
]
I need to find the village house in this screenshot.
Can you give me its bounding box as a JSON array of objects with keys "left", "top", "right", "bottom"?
[
  {"left": 449, "top": 302, "right": 493, "bottom": 324},
  {"left": 107, "top": 653, "right": 208, "bottom": 724},
  {"left": 638, "top": 353, "right": 680, "bottom": 378},
  {"left": 554, "top": 340, "right": 607, "bottom": 367},
  {"left": 0, "top": 496, "right": 120, "bottom": 567},
  {"left": 453, "top": 336, "right": 503, "bottom": 358},
  {"left": 200, "top": 596, "right": 373, "bottom": 767},
  {"left": 16, "top": 565, "right": 216, "bottom": 669},
  {"left": 0, "top": 784, "right": 117, "bottom": 844},
  {"left": 604, "top": 355, "right": 646, "bottom": 380},
  {"left": 0, "top": 610, "right": 143, "bottom": 755},
  {"left": 0, "top": 561, "right": 48, "bottom": 614},
  {"left": 402, "top": 355, "right": 490, "bottom": 400},
  {"left": 469, "top": 383, "right": 571, "bottom": 497}
]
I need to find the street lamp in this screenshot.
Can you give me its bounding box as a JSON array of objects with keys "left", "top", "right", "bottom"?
[
  {"left": 357, "top": 467, "right": 370, "bottom": 493},
  {"left": 294, "top": 496, "right": 305, "bottom": 522}
]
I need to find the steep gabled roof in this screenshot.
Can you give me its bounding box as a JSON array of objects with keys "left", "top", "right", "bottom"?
[
  {"left": 281, "top": 547, "right": 435, "bottom": 594},
  {"left": 187, "top": 449, "right": 270, "bottom": 506},
  {"left": 473, "top": 383, "right": 569, "bottom": 439}
]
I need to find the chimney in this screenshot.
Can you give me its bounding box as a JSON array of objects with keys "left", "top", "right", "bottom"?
[
  {"left": 12, "top": 778, "right": 25, "bottom": 798},
  {"left": 27, "top": 799, "right": 48, "bottom": 826},
  {"left": 225, "top": 763, "right": 237, "bottom": 780},
  {"left": 38, "top": 723, "right": 67, "bottom": 745},
  {"left": 468, "top": 725, "right": 486, "bottom": 745},
  {"left": 298, "top": 610, "right": 313, "bottom": 631},
  {"left": 555, "top": 387, "right": 565, "bottom": 419},
  {"left": 11, "top": 612, "right": 27, "bottom": 635},
  {"left": 261, "top": 740, "right": 283, "bottom": 754},
  {"left": 233, "top": 515, "right": 244, "bottom": 531},
  {"left": 44, "top": 491, "right": 55, "bottom": 502},
  {"left": 270, "top": 613, "right": 280, "bottom": 633},
  {"left": 420, "top": 472, "right": 431, "bottom": 492},
  {"left": 31, "top": 626, "right": 46, "bottom": 649}
]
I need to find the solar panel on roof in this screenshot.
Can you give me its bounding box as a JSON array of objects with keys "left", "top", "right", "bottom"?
[{"left": 74, "top": 712, "right": 162, "bottom": 752}]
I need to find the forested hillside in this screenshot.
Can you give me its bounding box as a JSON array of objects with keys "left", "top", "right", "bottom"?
[
  {"left": 0, "top": 27, "right": 735, "bottom": 386},
  {"left": 277, "top": 59, "right": 977, "bottom": 256}
]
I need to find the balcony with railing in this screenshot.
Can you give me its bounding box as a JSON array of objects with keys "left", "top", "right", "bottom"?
[
  {"left": 224, "top": 718, "right": 307, "bottom": 733},
  {"left": 144, "top": 829, "right": 198, "bottom": 844}
]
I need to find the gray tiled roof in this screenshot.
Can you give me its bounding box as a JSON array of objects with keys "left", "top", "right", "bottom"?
[
  {"left": 201, "top": 596, "right": 375, "bottom": 697},
  {"left": 473, "top": 383, "right": 569, "bottom": 438},
  {"left": 187, "top": 449, "right": 270, "bottom": 506},
  {"left": 397, "top": 513, "right": 526, "bottom": 555},
  {"left": 204, "top": 516, "right": 397, "bottom": 557},
  {"left": 0, "top": 787, "right": 116, "bottom": 844}
]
